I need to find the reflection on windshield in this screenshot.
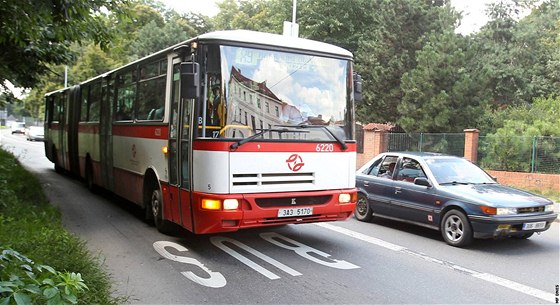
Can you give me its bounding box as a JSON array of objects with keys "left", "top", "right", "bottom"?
[
  {"left": 219, "top": 46, "right": 350, "bottom": 141},
  {"left": 426, "top": 158, "right": 496, "bottom": 185}
]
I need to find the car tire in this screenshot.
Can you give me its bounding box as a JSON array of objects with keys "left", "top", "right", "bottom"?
[
  {"left": 354, "top": 193, "right": 373, "bottom": 222},
  {"left": 440, "top": 209, "right": 473, "bottom": 247},
  {"left": 511, "top": 232, "right": 534, "bottom": 239}
]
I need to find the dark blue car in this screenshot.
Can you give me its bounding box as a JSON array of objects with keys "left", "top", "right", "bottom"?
[{"left": 355, "top": 152, "right": 557, "bottom": 247}]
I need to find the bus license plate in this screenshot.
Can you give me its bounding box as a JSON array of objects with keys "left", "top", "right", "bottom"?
[
  {"left": 277, "top": 207, "right": 313, "bottom": 218},
  {"left": 522, "top": 221, "right": 546, "bottom": 230}
]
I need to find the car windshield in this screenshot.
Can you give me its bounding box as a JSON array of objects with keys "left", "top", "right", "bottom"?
[
  {"left": 425, "top": 157, "right": 496, "bottom": 185},
  {"left": 218, "top": 45, "right": 352, "bottom": 141}
]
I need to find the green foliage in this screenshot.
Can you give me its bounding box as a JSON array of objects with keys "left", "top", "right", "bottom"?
[
  {"left": 0, "top": 0, "right": 130, "bottom": 90},
  {"left": 0, "top": 248, "right": 88, "bottom": 305},
  {"left": 354, "top": 0, "right": 452, "bottom": 124},
  {"left": 0, "top": 148, "right": 121, "bottom": 305},
  {"left": 479, "top": 96, "right": 560, "bottom": 173},
  {"left": 213, "top": 0, "right": 287, "bottom": 33},
  {"left": 398, "top": 25, "right": 485, "bottom": 132}
]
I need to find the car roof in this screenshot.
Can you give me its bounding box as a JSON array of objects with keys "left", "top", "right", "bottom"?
[{"left": 382, "top": 151, "right": 461, "bottom": 160}]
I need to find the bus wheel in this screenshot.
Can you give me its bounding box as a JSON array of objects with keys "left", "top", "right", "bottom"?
[
  {"left": 149, "top": 186, "right": 175, "bottom": 235},
  {"left": 85, "top": 159, "right": 97, "bottom": 192},
  {"left": 53, "top": 147, "right": 63, "bottom": 174}
]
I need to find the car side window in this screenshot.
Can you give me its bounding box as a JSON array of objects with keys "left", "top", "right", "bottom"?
[
  {"left": 395, "top": 157, "right": 426, "bottom": 183},
  {"left": 377, "top": 156, "right": 398, "bottom": 178},
  {"left": 364, "top": 158, "right": 382, "bottom": 176}
]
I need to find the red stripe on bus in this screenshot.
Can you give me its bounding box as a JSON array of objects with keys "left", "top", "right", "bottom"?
[
  {"left": 193, "top": 141, "right": 356, "bottom": 152},
  {"left": 112, "top": 124, "right": 169, "bottom": 139},
  {"left": 77, "top": 124, "right": 100, "bottom": 134}
]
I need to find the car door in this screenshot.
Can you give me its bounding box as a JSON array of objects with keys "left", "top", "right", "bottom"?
[
  {"left": 356, "top": 155, "right": 399, "bottom": 216},
  {"left": 389, "top": 157, "right": 439, "bottom": 228}
]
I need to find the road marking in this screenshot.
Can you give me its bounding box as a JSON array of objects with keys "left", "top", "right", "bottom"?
[{"left": 315, "top": 222, "right": 555, "bottom": 303}]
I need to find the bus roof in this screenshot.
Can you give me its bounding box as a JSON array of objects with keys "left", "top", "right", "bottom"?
[
  {"left": 197, "top": 30, "right": 353, "bottom": 59},
  {"left": 45, "top": 30, "right": 353, "bottom": 96}
]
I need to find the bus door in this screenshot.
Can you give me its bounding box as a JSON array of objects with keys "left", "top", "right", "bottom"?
[
  {"left": 99, "top": 76, "right": 114, "bottom": 191},
  {"left": 167, "top": 60, "right": 195, "bottom": 231}
]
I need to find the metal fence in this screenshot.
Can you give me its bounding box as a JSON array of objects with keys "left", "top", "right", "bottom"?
[
  {"left": 386, "top": 133, "right": 465, "bottom": 157},
  {"left": 478, "top": 135, "right": 560, "bottom": 174}
]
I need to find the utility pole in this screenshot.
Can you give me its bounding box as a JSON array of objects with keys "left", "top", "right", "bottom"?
[{"left": 283, "top": 0, "right": 299, "bottom": 37}]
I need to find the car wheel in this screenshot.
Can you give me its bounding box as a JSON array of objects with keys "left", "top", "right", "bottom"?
[
  {"left": 148, "top": 185, "right": 175, "bottom": 235},
  {"left": 440, "top": 210, "right": 473, "bottom": 247},
  {"left": 511, "top": 232, "right": 534, "bottom": 239},
  {"left": 354, "top": 193, "right": 373, "bottom": 222}
]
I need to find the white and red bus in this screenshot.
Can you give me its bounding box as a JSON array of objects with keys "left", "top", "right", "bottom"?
[{"left": 44, "top": 30, "right": 362, "bottom": 234}]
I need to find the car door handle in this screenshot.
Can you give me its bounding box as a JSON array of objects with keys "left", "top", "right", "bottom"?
[
  {"left": 363, "top": 181, "right": 369, "bottom": 186},
  {"left": 394, "top": 187, "right": 402, "bottom": 194}
]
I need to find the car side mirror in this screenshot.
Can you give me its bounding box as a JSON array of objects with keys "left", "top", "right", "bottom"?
[{"left": 414, "top": 177, "right": 432, "bottom": 187}]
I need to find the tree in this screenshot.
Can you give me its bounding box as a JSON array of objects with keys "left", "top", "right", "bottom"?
[
  {"left": 213, "top": 0, "right": 286, "bottom": 33},
  {"left": 353, "top": 0, "right": 452, "bottom": 124},
  {"left": 0, "top": 0, "right": 130, "bottom": 91},
  {"left": 398, "top": 27, "right": 483, "bottom": 132},
  {"left": 479, "top": 96, "right": 560, "bottom": 172},
  {"left": 471, "top": 0, "right": 558, "bottom": 108}
]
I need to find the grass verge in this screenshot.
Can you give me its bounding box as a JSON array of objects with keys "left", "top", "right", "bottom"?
[{"left": 0, "top": 148, "right": 123, "bottom": 304}]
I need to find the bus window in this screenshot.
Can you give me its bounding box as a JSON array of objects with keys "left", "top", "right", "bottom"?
[
  {"left": 89, "top": 82, "right": 101, "bottom": 122},
  {"left": 138, "top": 59, "right": 167, "bottom": 121},
  {"left": 80, "top": 86, "right": 89, "bottom": 122},
  {"left": 115, "top": 69, "right": 136, "bottom": 121}
]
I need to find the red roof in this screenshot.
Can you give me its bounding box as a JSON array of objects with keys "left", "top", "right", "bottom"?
[{"left": 362, "top": 123, "right": 395, "bottom": 131}]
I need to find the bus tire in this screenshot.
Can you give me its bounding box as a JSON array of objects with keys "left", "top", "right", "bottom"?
[
  {"left": 85, "top": 158, "right": 97, "bottom": 192},
  {"left": 53, "top": 147, "right": 63, "bottom": 174},
  {"left": 149, "top": 185, "right": 175, "bottom": 235}
]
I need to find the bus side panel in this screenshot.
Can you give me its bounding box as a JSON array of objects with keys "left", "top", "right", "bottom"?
[
  {"left": 113, "top": 168, "right": 144, "bottom": 205},
  {"left": 78, "top": 124, "right": 101, "bottom": 181},
  {"left": 112, "top": 125, "right": 169, "bottom": 205}
]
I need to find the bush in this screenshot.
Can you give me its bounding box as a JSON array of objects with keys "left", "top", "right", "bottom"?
[
  {"left": 0, "top": 248, "right": 88, "bottom": 305},
  {"left": 0, "top": 148, "right": 122, "bottom": 305}
]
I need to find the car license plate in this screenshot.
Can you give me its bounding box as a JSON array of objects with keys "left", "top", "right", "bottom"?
[
  {"left": 277, "top": 207, "right": 313, "bottom": 218},
  {"left": 522, "top": 221, "right": 546, "bottom": 230}
]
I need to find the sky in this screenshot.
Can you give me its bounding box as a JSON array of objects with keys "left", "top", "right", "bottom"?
[{"left": 160, "top": 0, "right": 499, "bottom": 34}]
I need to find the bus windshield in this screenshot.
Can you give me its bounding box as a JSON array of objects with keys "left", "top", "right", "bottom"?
[{"left": 207, "top": 45, "right": 351, "bottom": 141}]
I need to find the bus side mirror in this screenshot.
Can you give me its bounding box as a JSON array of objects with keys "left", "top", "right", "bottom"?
[
  {"left": 180, "top": 62, "right": 200, "bottom": 99},
  {"left": 353, "top": 72, "right": 362, "bottom": 102}
]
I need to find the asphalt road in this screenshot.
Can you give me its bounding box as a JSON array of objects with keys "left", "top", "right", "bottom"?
[{"left": 2, "top": 130, "right": 559, "bottom": 304}]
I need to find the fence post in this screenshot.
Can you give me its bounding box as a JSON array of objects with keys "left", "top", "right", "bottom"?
[
  {"left": 463, "top": 129, "right": 479, "bottom": 162},
  {"left": 372, "top": 129, "right": 387, "bottom": 156},
  {"left": 531, "top": 136, "right": 536, "bottom": 173}
]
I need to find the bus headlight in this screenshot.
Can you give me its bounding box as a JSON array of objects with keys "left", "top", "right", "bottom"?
[
  {"left": 339, "top": 193, "right": 351, "bottom": 203},
  {"left": 201, "top": 199, "right": 221, "bottom": 210},
  {"left": 223, "top": 199, "right": 239, "bottom": 210}
]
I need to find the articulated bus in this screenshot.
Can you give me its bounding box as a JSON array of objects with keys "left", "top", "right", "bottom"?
[{"left": 44, "top": 30, "right": 362, "bottom": 234}]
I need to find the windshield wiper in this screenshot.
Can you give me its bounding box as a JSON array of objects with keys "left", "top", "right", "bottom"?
[
  {"left": 439, "top": 181, "right": 472, "bottom": 185},
  {"left": 229, "top": 128, "right": 308, "bottom": 150},
  {"left": 276, "top": 124, "right": 348, "bottom": 150}
]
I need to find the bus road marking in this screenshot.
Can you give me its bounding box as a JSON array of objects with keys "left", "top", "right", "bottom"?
[
  {"left": 154, "top": 232, "right": 360, "bottom": 287},
  {"left": 210, "top": 236, "right": 302, "bottom": 280},
  {"left": 315, "top": 222, "right": 555, "bottom": 303}
]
